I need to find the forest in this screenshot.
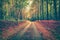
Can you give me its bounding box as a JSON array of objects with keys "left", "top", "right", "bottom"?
[
  {"left": 0, "top": 0, "right": 60, "bottom": 40},
  {"left": 0, "top": 0, "right": 60, "bottom": 21}
]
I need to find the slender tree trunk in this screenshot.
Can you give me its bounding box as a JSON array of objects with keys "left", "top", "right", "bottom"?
[
  {"left": 20, "top": 9, "right": 22, "bottom": 20},
  {"left": 39, "top": 0, "right": 41, "bottom": 20},
  {"left": 0, "top": 0, "right": 3, "bottom": 20},
  {"left": 38, "top": 0, "right": 40, "bottom": 20},
  {"left": 41, "top": 0, "right": 44, "bottom": 20},
  {"left": 46, "top": 0, "right": 48, "bottom": 20},
  {"left": 59, "top": 0, "right": 60, "bottom": 20},
  {"left": 50, "top": 3, "right": 52, "bottom": 20},
  {"left": 53, "top": 0, "right": 57, "bottom": 20}
]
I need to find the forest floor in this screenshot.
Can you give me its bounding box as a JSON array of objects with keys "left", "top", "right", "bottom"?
[{"left": 0, "top": 20, "right": 60, "bottom": 40}]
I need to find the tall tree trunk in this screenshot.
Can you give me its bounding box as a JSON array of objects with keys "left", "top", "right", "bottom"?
[
  {"left": 59, "top": 0, "right": 60, "bottom": 20},
  {"left": 46, "top": 0, "right": 48, "bottom": 20},
  {"left": 38, "top": 0, "right": 40, "bottom": 20},
  {"left": 20, "top": 9, "right": 22, "bottom": 20},
  {"left": 0, "top": 0, "right": 3, "bottom": 20},
  {"left": 53, "top": 0, "right": 57, "bottom": 20},
  {"left": 41, "top": 0, "right": 44, "bottom": 20},
  {"left": 50, "top": 0, "right": 52, "bottom": 20}
]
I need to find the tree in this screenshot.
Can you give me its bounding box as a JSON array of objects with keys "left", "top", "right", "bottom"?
[
  {"left": 14, "top": 0, "right": 29, "bottom": 20},
  {"left": 46, "top": 0, "right": 49, "bottom": 20},
  {"left": 53, "top": 0, "right": 57, "bottom": 20},
  {"left": 59, "top": 0, "right": 60, "bottom": 20},
  {"left": 0, "top": 0, "right": 4, "bottom": 20},
  {"left": 49, "top": 0, "right": 52, "bottom": 20},
  {"left": 40, "top": 0, "right": 44, "bottom": 20},
  {"left": 1, "top": 0, "right": 29, "bottom": 21}
]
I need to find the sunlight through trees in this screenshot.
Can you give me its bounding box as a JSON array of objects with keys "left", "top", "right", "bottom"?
[{"left": 0, "top": 0, "right": 60, "bottom": 21}]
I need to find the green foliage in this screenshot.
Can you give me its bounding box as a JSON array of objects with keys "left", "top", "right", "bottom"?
[
  {"left": 0, "top": 0, "right": 60, "bottom": 21},
  {"left": 14, "top": 0, "right": 29, "bottom": 9}
]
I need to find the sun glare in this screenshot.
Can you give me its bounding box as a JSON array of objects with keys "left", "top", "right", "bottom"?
[{"left": 25, "top": 0, "right": 33, "bottom": 12}]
